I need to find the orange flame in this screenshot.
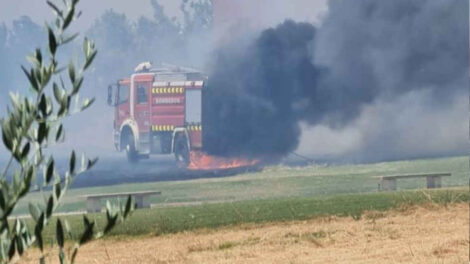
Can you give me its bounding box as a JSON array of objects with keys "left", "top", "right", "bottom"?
[{"left": 188, "top": 151, "right": 259, "bottom": 170}]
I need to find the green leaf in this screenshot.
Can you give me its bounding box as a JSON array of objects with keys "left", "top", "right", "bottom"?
[
  {"left": 54, "top": 182, "right": 61, "bottom": 200},
  {"left": 64, "top": 219, "right": 72, "bottom": 239},
  {"left": 1, "top": 123, "right": 13, "bottom": 151},
  {"left": 58, "top": 96, "right": 68, "bottom": 117},
  {"left": 56, "top": 219, "right": 65, "bottom": 248},
  {"left": 20, "top": 142, "right": 30, "bottom": 160},
  {"left": 28, "top": 203, "right": 41, "bottom": 222},
  {"left": 55, "top": 17, "right": 61, "bottom": 29},
  {"left": 72, "top": 77, "right": 84, "bottom": 95},
  {"left": 46, "top": 195, "right": 54, "bottom": 218},
  {"left": 37, "top": 211, "right": 45, "bottom": 229},
  {"left": 37, "top": 123, "right": 47, "bottom": 144},
  {"left": 21, "top": 66, "right": 38, "bottom": 91},
  {"left": 84, "top": 50, "right": 97, "bottom": 70},
  {"left": 87, "top": 157, "right": 98, "bottom": 170},
  {"left": 69, "top": 151, "right": 76, "bottom": 174},
  {"left": 13, "top": 171, "right": 21, "bottom": 190},
  {"left": 48, "top": 26, "right": 57, "bottom": 55},
  {"left": 16, "top": 230, "right": 24, "bottom": 256},
  {"left": 18, "top": 166, "right": 35, "bottom": 198},
  {"left": 39, "top": 94, "right": 47, "bottom": 116},
  {"left": 18, "top": 184, "right": 29, "bottom": 200},
  {"left": 46, "top": 97, "right": 53, "bottom": 115},
  {"left": 81, "top": 98, "right": 95, "bottom": 111},
  {"left": 46, "top": 158, "right": 54, "bottom": 184},
  {"left": 124, "top": 195, "right": 133, "bottom": 218},
  {"left": 79, "top": 216, "right": 94, "bottom": 245},
  {"left": 63, "top": 5, "right": 75, "bottom": 30},
  {"left": 9, "top": 92, "right": 20, "bottom": 109},
  {"left": 53, "top": 83, "right": 63, "bottom": 103},
  {"left": 35, "top": 48, "right": 42, "bottom": 64},
  {"left": 47, "top": 1, "right": 63, "bottom": 18},
  {"left": 104, "top": 210, "right": 118, "bottom": 234},
  {"left": 82, "top": 37, "right": 89, "bottom": 56},
  {"left": 71, "top": 245, "right": 79, "bottom": 263},
  {"left": 35, "top": 214, "right": 44, "bottom": 251},
  {"left": 8, "top": 237, "right": 16, "bottom": 259},
  {"left": 62, "top": 32, "right": 79, "bottom": 44},
  {"left": 68, "top": 62, "right": 76, "bottom": 84},
  {"left": 56, "top": 124, "right": 63, "bottom": 142},
  {"left": 59, "top": 249, "right": 66, "bottom": 264},
  {"left": 54, "top": 66, "right": 66, "bottom": 74},
  {"left": 34, "top": 146, "right": 43, "bottom": 166},
  {"left": 0, "top": 189, "right": 5, "bottom": 210},
  {"left": 26, "top": 54, "right": 40, "bottom": 68}
]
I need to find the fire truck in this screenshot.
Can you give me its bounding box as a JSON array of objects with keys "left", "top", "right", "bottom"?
[{"left": 107, "top": 62, "right": 206, "bottom": 166}]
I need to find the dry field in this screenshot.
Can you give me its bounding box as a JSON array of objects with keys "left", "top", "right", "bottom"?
[{"left": 23, "top": 203, "right": 468, "bottom": 264}]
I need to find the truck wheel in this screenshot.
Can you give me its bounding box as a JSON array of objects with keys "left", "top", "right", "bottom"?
[
  {"left": 125, "top": 133, "right": 139, "bottom": 163},
  {"left": 174, "top": 136, "right": 190, "bottom": 168}
]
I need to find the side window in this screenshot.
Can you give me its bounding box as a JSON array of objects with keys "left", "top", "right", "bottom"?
[
  {"left": 118, "top": 84, "right": 129, "bottom": 104},
  {"left": 137, "top": 84, "right": 148, "bottom": 104}
]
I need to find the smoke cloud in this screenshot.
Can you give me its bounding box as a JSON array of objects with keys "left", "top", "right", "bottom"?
[
  {"left": 203, "top": 0, "right": 468, "bottom": 161},
  {"left": 297, "top": 91, "right": 468, "bottom": 162},
  {"left": 203, "top": 21, "right": 322, "bottom": 158}
]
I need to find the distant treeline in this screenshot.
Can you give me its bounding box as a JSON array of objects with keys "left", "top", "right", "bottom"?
[{"left": 0, "top": 0, "right": 212, "bottom": 107}]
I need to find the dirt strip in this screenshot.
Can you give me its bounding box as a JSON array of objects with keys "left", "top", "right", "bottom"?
[{"left": 22, "top": 203, "right": 469, "bottom": 264}]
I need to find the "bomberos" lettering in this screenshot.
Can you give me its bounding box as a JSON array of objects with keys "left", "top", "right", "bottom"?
[{"left": 154, "top": 97, "right": 182, "bottom": 104}]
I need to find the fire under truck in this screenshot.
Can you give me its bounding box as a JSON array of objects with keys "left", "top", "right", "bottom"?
[{"left": 107, "top": 62, "right": 206, "bottom": 166}]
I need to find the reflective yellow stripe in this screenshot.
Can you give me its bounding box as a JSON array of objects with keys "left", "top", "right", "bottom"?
[
  {"left": 153, "top": 87, "right": 187, "bottom": 94},
  {"left": 152, "top": 125, "right": 176, "bottom": 131},
  {"left": 186, "top": 125, "right": 203, "bottom": 131}
]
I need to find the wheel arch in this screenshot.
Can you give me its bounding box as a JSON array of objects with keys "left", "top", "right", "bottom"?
[
  {"left": 119, "top": 119, "right": 139, "bottom": 151},
  {"left": 171, "top": 128, "right": 190, "bottom": 154}
]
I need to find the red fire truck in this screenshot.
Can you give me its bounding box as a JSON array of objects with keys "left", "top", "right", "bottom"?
[{"left": 107, "top": 63, "right": 206, "bottom": 166}]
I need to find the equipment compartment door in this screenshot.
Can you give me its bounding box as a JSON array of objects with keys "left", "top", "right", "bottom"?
[{"left": 185, "top": 90, "right": 202, "bottom": 124}]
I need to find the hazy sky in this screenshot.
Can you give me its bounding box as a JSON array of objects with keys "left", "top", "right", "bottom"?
[
  {"left": 0, "top": 0, "right": 181, "bottom": 29},
  {"left": 0, "top": 0, "right": 328, "bottom": 30}
]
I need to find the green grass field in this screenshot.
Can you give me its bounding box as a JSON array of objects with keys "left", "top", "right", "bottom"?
[
  {"left": 7, "top": 155, "right": 467, "bottom": 243},
  {"left": 37, "top": 187, "right": 468, "bottom": 242},
  {"left": 13, "top": 155, "right": 469, "bottom": 215}
]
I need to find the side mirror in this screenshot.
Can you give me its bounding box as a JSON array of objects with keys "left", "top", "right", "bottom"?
[{"left": 107, "top": 85, "right": 114, "bottom": 106}]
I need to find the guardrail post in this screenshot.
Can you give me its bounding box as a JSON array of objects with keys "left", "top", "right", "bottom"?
[
  {"left": 426, "top": 176, "right": 442, "bottom": 189},
  {"left": 381, "top": 178, "right": 397, "bottom": 191},
  {"left": 135, "top": 195, "right": 143, "bottom": 208},
  {"left": 135, "top": 195, "right": 150, "bottom": 209},
  {"left": 87, "top": 198, "right": 101, "bottom": 213}
]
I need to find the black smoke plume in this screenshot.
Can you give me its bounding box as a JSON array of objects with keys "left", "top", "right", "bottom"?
[
  {"left": 203, "top": 0, "right": 468, "bottom": 159},
  {"left": 203, "top": 21, "right": 322, "bottom": 158}
]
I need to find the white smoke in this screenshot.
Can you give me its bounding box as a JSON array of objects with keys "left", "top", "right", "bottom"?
[{"left": 297, "top": 90, "right": 468, "bottom": 162}]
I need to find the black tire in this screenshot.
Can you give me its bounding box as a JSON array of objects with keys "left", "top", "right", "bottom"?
[
  {"left": 125, "top": 132, "right": 139, "bottom": 163},
  {"left": 174, "top": 136, "right": 190, "bottom": 168}
]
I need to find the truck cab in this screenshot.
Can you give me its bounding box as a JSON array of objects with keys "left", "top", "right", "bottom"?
[{"left": 108, "top": 63, "right": 206, "bottom": 166}]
